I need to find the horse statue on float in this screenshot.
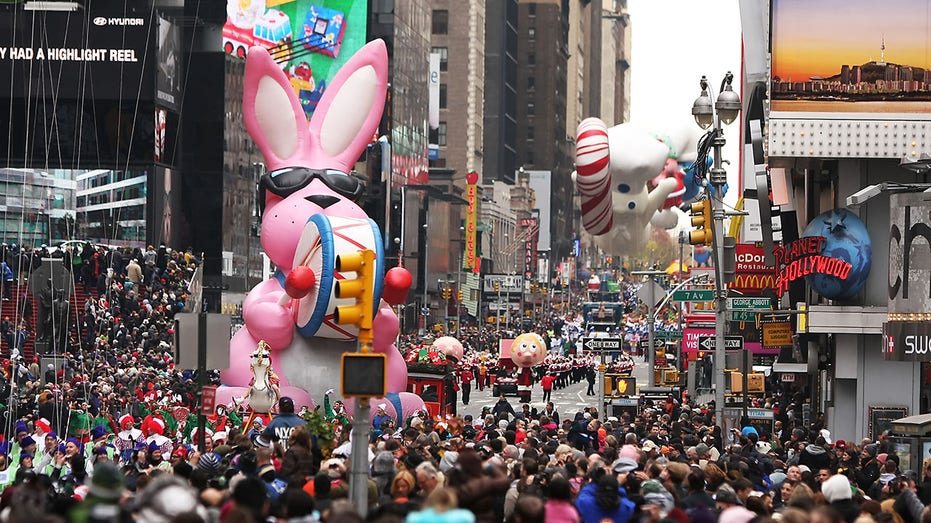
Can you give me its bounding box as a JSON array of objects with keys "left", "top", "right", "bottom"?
[{"left": 241, "top": 340, "right": 280, "bottom": 414}]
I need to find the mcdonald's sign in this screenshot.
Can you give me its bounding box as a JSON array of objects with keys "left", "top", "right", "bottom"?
[{"left": 730, "top": 244, "right": 777, "bottom": 295}]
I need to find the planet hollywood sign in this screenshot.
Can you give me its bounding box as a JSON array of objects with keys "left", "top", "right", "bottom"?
[{"left": 773, "top": 236, "right": 852, "bottom": 296}]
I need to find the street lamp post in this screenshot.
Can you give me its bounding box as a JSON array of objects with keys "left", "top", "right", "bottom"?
[
  {"left": 422, "top": 222, "right": 429, "bottom": 335},
  {"left": 692, "top": 72, "right": 740, "bottom": 429}
]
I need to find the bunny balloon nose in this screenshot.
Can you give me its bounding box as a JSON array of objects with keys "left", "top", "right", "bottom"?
[{"left": 305, "top": 194, "right": 341, "bottom": 209}]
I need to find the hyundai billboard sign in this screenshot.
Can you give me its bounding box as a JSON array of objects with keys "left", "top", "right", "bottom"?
[{"left": 0, "top": 0, "right": 154, "bottom": 100}]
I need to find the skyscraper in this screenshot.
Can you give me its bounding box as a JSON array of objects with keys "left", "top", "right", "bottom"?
[{"left": 483, "top": 0, "right": 519, "bottom": 184}]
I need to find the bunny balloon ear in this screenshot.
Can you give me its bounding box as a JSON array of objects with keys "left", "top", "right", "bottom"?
[
  {"left": 243, "top": 40, "right": 389, "bottom": 173},
  {"left": 243, "top": 46, "right": 314, "bottom": 172},
  {"left": 307, "top": 39, "right": 388, "bottom": 172}
]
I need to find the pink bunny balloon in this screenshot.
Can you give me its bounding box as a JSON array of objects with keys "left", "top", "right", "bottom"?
[{"left": 216, "top": 40, "right": 423, "bottom": 418}]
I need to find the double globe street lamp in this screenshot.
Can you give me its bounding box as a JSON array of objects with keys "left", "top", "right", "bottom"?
[{"left": 691, "top": 72, "right": 740, "bottom": 427}]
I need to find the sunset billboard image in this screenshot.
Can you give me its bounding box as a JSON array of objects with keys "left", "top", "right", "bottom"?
[{"left": 772, "top": 0, "right": 931, "bottom": 113}]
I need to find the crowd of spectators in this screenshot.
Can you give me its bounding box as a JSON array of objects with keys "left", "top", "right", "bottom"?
[{"left": 0, "top": 248, "right": 920, "bottom": 523}]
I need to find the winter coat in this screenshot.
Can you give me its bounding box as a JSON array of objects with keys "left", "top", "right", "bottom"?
[
  {"left": 798, "top": 443, "right": 831, "bottom": 472},
  {"left": 575, "top": 483, "right": 635, "bottom": 523},
  {"left": 278, "top": 443, "right": 314, "bottom": 487}
]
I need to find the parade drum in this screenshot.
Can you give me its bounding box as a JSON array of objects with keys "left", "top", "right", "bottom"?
[{"left": 291, "top": 214, "right": 384, "bottom": 340}]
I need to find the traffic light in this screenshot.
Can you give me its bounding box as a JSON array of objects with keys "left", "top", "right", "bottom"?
[
  {"left": 442, "top": 288, "right": 451, "bottom": 300},
  {"left": 333, "top": 249, "right": 376, "bottom": 346},
  {"left": 458, "top": 289, "right": 463, "bottom": 301},
  {"left": 494, "top": 282, "right": 500, "bottom": 292},
  {"left": 688, "top": 200, "right": 713, "bottom": 245}
]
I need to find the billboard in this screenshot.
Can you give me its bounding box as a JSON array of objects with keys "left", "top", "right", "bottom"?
[
  {"left": 0, "top": 1, "right": 154, "bottom": 101},
  {"left": 729, "top": 244, "right": 778, "bottom": 295},
  {"left": 526, "top": 170, "right": 552, "bottom": 251},
  {"left": 156, "top": 14, "right": 182, "bottom": 111},
  {"left": 883, "top": 321, "right": 931, "bottom": 361},
  {"left": 151, "top": 166, "right": 190, "bottom": 249},
  {"left": 772, "top": 0, "right": 931, "bottom": 113},
  {"left": 223, "top": 0, "right": 368, "bottom": 121},
  {"left": 888, "top": 192, "right": 931, "bottom": 314}
]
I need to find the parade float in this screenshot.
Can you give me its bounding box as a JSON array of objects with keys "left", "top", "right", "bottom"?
[
  {"left": 405, "top": 336, "right": 462, "bottom": 419},
  {"left": 217, "top": 39, "right": 426, "bottom": 425},
  {"left": 573, "top": 118, "right": 712, "bottom": 255}
]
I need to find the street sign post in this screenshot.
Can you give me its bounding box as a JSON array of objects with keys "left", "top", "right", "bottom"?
[
  {"left": 582, "top": 337, "right": 623, "bottom": 352},
  {"left": 727, "top": 297, "right": 772, "bottom": 310},
  {"left": 672, "top": 289, "right": 715, "bottom": 302},
  {"left": 637, "top": 281, "right": 665, "bottom": 308},
  {"left": 728, "top": 310, "right": 758, "bottom": 322},
  {"left": 697, "top": 335, "right": 744, "bottom": 352},
  {"left": 638, "top": 338, "right": 664, "bottom": 350}
]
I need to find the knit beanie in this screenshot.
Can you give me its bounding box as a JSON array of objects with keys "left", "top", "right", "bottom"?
[{"left": 821, "top": 474, "right": 853, "bottom": 503}]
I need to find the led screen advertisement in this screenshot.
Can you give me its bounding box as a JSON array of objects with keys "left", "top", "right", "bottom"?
[
  {"left": 0, "top": 0, "right": 154, "bottom": 101},
  {"left": 223, "top": 0, "right": 368, "bottom": 121},
  {"left": 771, "top": 0, "right": 931, "bottom": 113},
  {"left": 157, "top": 13, "right": 182, "bottom": 111}
]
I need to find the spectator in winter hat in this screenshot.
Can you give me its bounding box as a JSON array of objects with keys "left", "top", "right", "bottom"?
[
  {"left": 197, "top": 452, "right": 221, "bottom": 479},
  {"left": 19, "top": 436, "right": 36, "bottom": 456},
  {"left": 821, "top": 474, "right": 860, "bottom": 523}
]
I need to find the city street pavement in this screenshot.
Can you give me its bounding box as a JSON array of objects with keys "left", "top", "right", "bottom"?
[{"left": 454, "top": 354, "right": 653, "bottom": 420}]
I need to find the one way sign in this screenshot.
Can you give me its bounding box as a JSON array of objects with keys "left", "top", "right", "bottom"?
[
  {"left": 697, "top": 335, "right": 743, "bottom": 352},
  {"left": 582, "top": 337, "right": 623, "bottom": 352}
]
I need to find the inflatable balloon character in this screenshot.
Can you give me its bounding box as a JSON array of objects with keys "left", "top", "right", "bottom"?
[
  {"left": 511, "top": 332, "right": 547, "bottom": 402},
  {"left": 649, "top": 123, "right": 704, "bottom": 229},
  {"left": 218, "top": 40, "right": 425, "bottom": 423},
  {"left": 573, "top": 118, "right": 677, "bottom": 255},
  {"left": 431, "top": 336, "right": 464, "bottom": 364}
]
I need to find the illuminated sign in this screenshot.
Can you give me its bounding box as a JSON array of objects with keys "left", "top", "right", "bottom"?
[
  {"left": 774, "top": 236, "right": 852, "bottom": 296},
  {"left": 730, "top": 244, "right": 777, "bottom": 295},
  {"left": 465, "top": 172, "right": 479, "bottom": 273},
  {"left": 883, "top": 321, "right": 931, "bottom": 361},
  {"left": 521, "top": 217, "right": 538, "bottom": 280}
]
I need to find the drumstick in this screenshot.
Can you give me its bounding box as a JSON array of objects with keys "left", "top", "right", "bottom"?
[{"left": 277, "top": 266, "right": 317, "bottom": 306}]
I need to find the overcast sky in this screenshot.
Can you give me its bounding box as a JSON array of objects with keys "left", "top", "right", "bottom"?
[{"left": 628, "top": 0, "right": 743, "bottom": 210}]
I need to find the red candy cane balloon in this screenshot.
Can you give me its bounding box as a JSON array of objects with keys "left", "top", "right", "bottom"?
[{"left": 574, "top": 118, "right": 613, "bottom": 236}]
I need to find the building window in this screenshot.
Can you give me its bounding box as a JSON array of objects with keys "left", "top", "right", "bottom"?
[
  {"left": 432, "top": 10, "right": 448, "bottom": 34},
  {"left": 438, "top": 122, "right": 447, "bottom": 146},
  {"left": 529, "top": 4, "right": 535, "bottom": 15},
  {"left": 432, "top": 46, "right": 448, "bottom": 71},
  {"left": 440, "top": 84, "right": 447, "bottom": 109},
  {"left": 527, "top": 77, "right": 535, "bottom": 91},
  {"left": 527, "top": 126, "right": 534, "bottom": 140},
  {"left": 526, "top": 151, "right": 534, "bottom": 164},
  {"left": 528, "top": 53, "right": 535, "bottom": 65},
  {"left": 527, "top": 102, "right": 535, "bottom": 115},
  {"left": 528, "top": 28, "right": 535, "bottom": 39}
]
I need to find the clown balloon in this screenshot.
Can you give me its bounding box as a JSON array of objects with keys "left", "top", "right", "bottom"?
[{"left": 511, "top": 333, "right": 547, "bottom": 402}]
